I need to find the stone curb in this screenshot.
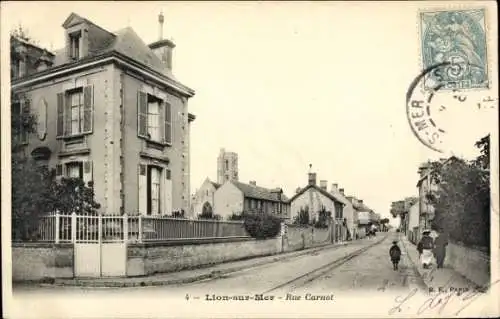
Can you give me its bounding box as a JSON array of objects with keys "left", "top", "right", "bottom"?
[{"left": 44, "top": 241, "right": 352, "bottom": 288}]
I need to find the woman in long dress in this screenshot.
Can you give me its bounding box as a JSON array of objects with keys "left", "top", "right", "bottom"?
[{"left": 417, "top": 230, "right": 434, "bottom": 269}]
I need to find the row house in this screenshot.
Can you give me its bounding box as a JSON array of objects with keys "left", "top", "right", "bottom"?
[
  {"left": 288, "top": 170, "right": 350, "bottom": 241},
  {"left": 11, "top": 12, "right": 196, "bottom": 215},
  {"left": 347, "top": 196, "right": 373, "bottom": 239},
  {"left": 415, "top": 156, "right": 459, "bottom": 241},
  {"left": 214, "top": 180, "right": 291, "bottom": 220}
]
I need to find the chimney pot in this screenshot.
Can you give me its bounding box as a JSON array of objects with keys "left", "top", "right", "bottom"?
[
  {"left": 319, "top": 180, "right": 327, "bottom": 190},
  {"left": 308, "top": 173, "right": 317, "bottom": 186}
]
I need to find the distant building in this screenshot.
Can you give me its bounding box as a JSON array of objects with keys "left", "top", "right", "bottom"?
[
  {"left": 288, "top": 170, "right": 349, "bottom": 241},
  {"left": 190, "top": 177, "right": 221, "bottom": 218},
  {"left": 11, "top": 12, "right": 196, "bottom": 215},
  {"left": 347, "top": 197, "right": 373, "bottom": 239},
  {"left": 214, "top": 180, "right": 290, "bottom": 220},
  {"left": 217, "top": 148, "right": 238, "bottom": 184}
]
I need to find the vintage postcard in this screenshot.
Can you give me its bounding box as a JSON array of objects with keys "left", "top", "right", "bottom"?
[{"left": 1, "top": 1, "right": 498, "bottom": 318}]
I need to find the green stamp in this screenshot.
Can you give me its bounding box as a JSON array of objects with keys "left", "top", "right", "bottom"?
[{"left": 420, "top": 9, "right": 489, "bottom": 90}]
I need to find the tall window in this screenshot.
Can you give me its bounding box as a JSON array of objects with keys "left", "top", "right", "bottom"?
[
  {"left": 225, "top": 159, "right": 229, "bottom": 170},
  {"left": 66, "top": 162, "right": 83, "bottom": 179},
  {"left": 69, "top": 32, "right": 81, "bottom": 60},
  {"left": 138, "top": 92, "right": 171, "bottom": 144},
  {"left": 147, "top": 166, "right": 162, "bottom": 215},
  {"left": 147, "top": 96, "right": 161, "bottom": 141},
  {"left": 57, "top": 86, "right": 93, "bottom": 138},
  {"left": 69, "top": 90, "right": 84, "bottom": 135}
]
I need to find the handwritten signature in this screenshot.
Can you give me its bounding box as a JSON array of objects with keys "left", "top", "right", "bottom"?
[{"left": 389, "top": 278, "right": 499, "bottom": 315}]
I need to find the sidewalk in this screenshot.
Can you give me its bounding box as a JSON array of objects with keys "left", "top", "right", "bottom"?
[
  {"left": 36, "top": 240, "right": 357, "bottom": 288},
  {"left": 399, "top": 234, "right": 480, "bottom": 294}
]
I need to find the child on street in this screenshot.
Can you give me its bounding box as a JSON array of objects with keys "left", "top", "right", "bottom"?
[{"left": 389, "top": 241, "right": 402, "bottom": 270}]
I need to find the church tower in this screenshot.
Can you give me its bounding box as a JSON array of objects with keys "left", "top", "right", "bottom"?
[{"left": 217, "top": 148, "right": 239, "bottom": 184}]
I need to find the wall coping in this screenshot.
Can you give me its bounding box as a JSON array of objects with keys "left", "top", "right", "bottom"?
[
  {"left": 12, "top": 242, "right": 73, "bottom": 248},
  {"left": 129, "top": 236, "right": 259, "bottom": 247}
]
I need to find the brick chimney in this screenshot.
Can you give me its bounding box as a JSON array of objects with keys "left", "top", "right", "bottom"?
[
  {"left": 308, "top": 173, "right": 317, "bottom": 186},
  {"left": 339, "top": 188, "right": 345, "bottom": 196},
  {"left": 249, "top": 181, "right": 256, "bottom": 186},
  {"left": 296, "top": 187, "right": 301, "bottom": 194},
  {"left": 359, "top": 199, "right": 364, "bottom": 204},
  {"left": 319, "top": 180, "right": 327, "bottom": 191},
  {"left": 149, "top": 11, "right": 175, "bottom": 71},
  {"left": 331, "top": 183, "right": 338, "bottom": 192}
]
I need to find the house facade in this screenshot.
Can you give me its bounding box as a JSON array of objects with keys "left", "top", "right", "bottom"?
[
  {"left": 190, "top": 178, "right": 220, "bottom": 218},
  {"left": 214, "top": 180, "right": 290, "bottom": 220},
  {"left": 288, "top": 172, "right": 351, "bottom": 241},
  {"left": 11, "top": 12, "right": 195, "bottom": 216},
  {"left": 407, "top": 201, "right": 420, "bottom": 244}
]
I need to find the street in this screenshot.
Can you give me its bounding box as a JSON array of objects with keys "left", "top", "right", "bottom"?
[
  {"left": 15, "top": 232, "right": 420, "bottom": 296},
  {"left": 12, "top": 231, "right": 493, "bottom": 318}
]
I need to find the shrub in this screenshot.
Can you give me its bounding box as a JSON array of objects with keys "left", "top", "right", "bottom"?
[
  {"left": 228, "top": 212, "right": 245, "bottom": 221},
  {"left": 243, "top": 212, "right": 282, "bottom": 239},
  {"left": 293, "top": 207, "right": 310, "bottom": 225}
]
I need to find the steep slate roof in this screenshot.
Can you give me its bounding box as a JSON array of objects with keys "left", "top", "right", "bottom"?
[
  {"left": 288, "top": 184, "right": 346, "bottom": 205},
  {"left": 232, "top": 181, "right": 288, "bottom": 202},
  {"left": 52, "top": 13, "right": 178, "bottom": 82}
]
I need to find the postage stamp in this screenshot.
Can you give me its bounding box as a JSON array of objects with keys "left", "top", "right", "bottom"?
[{"left": 420, "top": 9, "right": 489, "bottom": 90}]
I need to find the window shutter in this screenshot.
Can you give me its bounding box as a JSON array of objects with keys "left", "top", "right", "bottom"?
[
  {"left": 56, "top": 164, "right": 63, "bottom": 176},
  {"left": 56, "top": 93, "right": 65, "bottom": 137},
  {"left": 158, "top": 102, "right": 164, "bottom": 143},
  {"left": 138, "top": 164, "right": 147, "bottom": 215},
  {"left": 137, "top": 91, "right": 148, "bottom": 138},
  {"left": 83, "top": 160, "right": 93, "bottom": 186},
  {"left": 64, "top": 94, "right": 71, "bottom": 136},
  {"left": 165, "top": 168, "right": 172, "bottom": 215},
  {"left": 164, "top": 102, "right": 172, "bottom": 144},
  {"left": 20, "top": 98, "right": 30, "bottom": 143},
  {"left": 83, "top": 85, "right": 93, "bottom": 133}
]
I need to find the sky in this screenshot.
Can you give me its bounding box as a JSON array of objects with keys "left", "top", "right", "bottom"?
[{"left": 2, "top": 1, "right": 497, "bottom": 226}]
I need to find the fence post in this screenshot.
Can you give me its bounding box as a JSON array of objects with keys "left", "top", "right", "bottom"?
[
  {"left": 138, "top": 214, "right": 143, "bottom": 243},
  {"left": 55, "top": 212, "right": 60, "bottom": 244},
  {"left": 98, "top": 213, "right": 102, "bottom": 244},
  {"left": 123, "top": 213, "right": 128, "bottom": 242},
  {"left": 71, "top": 212, "right": 77, "bottom": 243}
]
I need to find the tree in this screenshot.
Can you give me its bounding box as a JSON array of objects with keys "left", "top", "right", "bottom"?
[{"left": 426, "top": 135, "right": 490, "bottom": 249}]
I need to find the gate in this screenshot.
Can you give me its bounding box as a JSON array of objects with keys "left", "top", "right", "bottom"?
[{"left": 72, "top": 214, "right": 127, "bottom": 278}]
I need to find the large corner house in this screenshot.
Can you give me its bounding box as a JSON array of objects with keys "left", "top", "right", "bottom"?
[{"left": 10, "top": 13, "right": 196, "bottom": 216}]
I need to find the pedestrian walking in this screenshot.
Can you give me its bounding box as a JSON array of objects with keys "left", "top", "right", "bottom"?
[
  {"left": 389, "top": 241, "right": 402, "bottom": 270},
  {"left": 417, "top": 230, "right": 434, "bottom": 269},
  {"left": 433, "top": 232, "right": 449, "bottom": 268}
]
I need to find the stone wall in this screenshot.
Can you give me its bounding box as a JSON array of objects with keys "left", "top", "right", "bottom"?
[
  {"left": 12, "top": 243, "right": 74, "bottom": 282},
  {"left": 445, "top": 240, "right": 490, "bottom": 287},
  {"left": 127, "top": 237, "right": 282, "bottom": 276},
  {"left": 283, "top": 225, "right": 330, "bottom": 252}
]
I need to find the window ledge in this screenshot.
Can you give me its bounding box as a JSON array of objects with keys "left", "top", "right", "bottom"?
[
  {"left": 58, "top": 148, "right": 90, "bottom": 158},
  {"left": 140, "top": 137, "right": 172, "bottom": 148},
  {"left": 57, "top": 133, "right": 91, "bottom": 141}
]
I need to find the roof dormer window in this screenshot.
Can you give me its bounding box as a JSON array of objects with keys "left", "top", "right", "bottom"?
[{"left": 69, "top": 31, "right": 81, "bottom": 60}]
